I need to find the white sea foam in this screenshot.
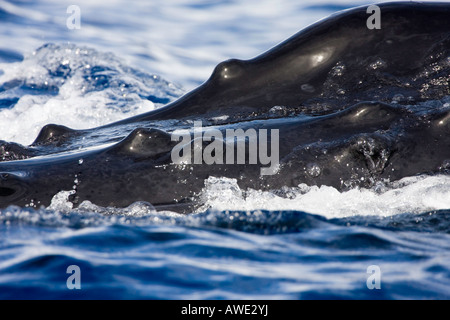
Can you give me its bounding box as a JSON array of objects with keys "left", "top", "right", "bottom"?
[
  {"left": 0, "top": 44, "right": 182, "bottom": 145},
  {"left": 197, "top": 175, "right": 450, "bottom": 218}
]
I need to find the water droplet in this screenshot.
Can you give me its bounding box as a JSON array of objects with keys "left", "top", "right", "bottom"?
[
  {"left": 269, "top": 105, "right": 287, "bottom": 116},
  {"left": 391, "top": 94, "right": 405, "bottom": 103},
  {"left": 331, "top": 63, "right": 345, "bottom": 76},
  {"left": 440, "top": 159, "right": 450, "bottom": 170},
  {"left": 369, "top": 58, "right": 386, "bottom": 70},
  {"left": 306, "top": 163, "right": 321, "bottom": 177}
]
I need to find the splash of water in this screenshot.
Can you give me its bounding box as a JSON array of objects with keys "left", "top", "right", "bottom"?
[{"left": 197, "top": 175, "right": 450, "bottom": 218}]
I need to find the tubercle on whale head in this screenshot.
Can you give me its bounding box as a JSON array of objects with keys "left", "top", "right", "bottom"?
[
  {"left": 31, "top": 124, "right": 76, "bottom": 147},
  {"left": 106, "top": 127, "right": 175, "bottom": 161},
  {"left": 211, "top": 58, "right": 246, "bottom": 82}
]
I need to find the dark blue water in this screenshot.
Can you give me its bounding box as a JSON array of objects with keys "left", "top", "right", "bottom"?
[
  {"left": 1, "top": 207, "right": 449, "bottom": 299},
  {"left": 0, "top": 0, "right": 450, "bottom": 300}
]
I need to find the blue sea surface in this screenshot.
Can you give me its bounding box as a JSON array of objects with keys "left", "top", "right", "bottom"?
[
  {"left": 0, "top": 0, "right": 449, "bottom": 300},
  {"left": 1, "top": 207, "right": 449, "bottom": 299}
]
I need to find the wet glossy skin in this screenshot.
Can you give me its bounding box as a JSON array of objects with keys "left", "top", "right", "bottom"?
[{"left": 0, "top": 2, "right": 449, "bottom": 213}]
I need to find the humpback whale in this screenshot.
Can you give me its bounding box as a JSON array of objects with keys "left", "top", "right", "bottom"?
[{"left": 0, "top": 2, "right": 449, "bottom": 213}]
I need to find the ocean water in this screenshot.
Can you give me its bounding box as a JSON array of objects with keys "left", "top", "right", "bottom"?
[{"left": 1, "top": 0, "right": 450, "bottom": 300}]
